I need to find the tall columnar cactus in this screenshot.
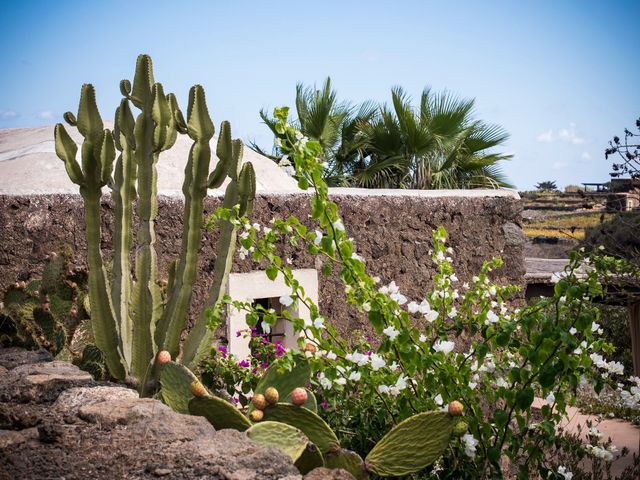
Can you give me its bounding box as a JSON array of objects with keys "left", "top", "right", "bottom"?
[{"left": 54, "top": 55, "right": 256, "bottom": 391}]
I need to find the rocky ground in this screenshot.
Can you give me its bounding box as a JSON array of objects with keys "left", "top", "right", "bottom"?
[{"left": 0, "top": 348, "right": 353, "bottom": 479}]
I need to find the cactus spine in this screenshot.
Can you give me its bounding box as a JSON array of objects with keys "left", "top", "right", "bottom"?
[{"left": 54, "top": 55, "right": 256, "bottom": 391}]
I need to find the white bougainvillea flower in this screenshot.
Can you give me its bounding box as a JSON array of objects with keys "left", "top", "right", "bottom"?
[
  {"left": 462, "top": 434, "right": 478, "bottom": 458},
  {"left": 433, "top": 340, "right": 455, "bottom": 354},
  {"left": 434, "top": 393, "right": 443, "bottom": 406},
  {"left": 261, "top": 320, "right": 271, "bottom": 335},
  {"left": 348, "top": 371, "right": 361, "bottom": 382},
  {"left": 383, "top": 325, "right": 400, "bottom": 341},
  {"left": 407, "top": 301, "right": 420, "bottom": 314},
  {"left": 370, "top": 353, "right": 386, "bottom": 371},
  {"left": 279, "top": 294, "right": 294, "bottom": 307},
  {"left": 326, "top": 351, "right": 337, "bottom": 360},
  {"left": 332, "top": 219, "right": 345, "bottom": 232},
  {"left": 424, "top": 310, "right": 439, "bottom": 323},
  {"left": 557, "top": 466, "right": 573, "bottom": 480},
  {"left": 485, "top": 310, "right": 499, "bottom": 325},
  {"left": 313, "top": 316, "right": 325, "bottom": 329}
]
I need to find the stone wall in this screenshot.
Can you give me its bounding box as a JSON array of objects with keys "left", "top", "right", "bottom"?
[{"left": 0, "top": 189, "right": 525, "bottom": 341}]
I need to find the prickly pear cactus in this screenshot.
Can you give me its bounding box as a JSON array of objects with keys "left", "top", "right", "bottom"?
[
  {"left": 246, "top": 421, "right": 309, "bottom": 463},
  {"left": 364, "top": 412, "right": 453, "bottom": 477},
  {"left": 248, "top": 355, "right": 311, "bottom": 414},
  {"left": 294, "top": 443, "right": 324, "bottom": 475},
  {"left": 159, "top": 361, "right": 200, "bottom": 414},
  {"left": 0, "top": 250, "right": 91, "bottom": 357},
  {"left": 326, "top": 449, "right": 369, "bottom": 480},
  {"left": 189, "top": 395, "right": 252, "bottom": 431},
  {"left": 262, "top": 403, "right": 339, "bottom": 454}
]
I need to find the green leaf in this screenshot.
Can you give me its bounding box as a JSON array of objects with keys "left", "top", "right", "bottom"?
[
  {"left": 516, "top": 387, "right": 534, "bottom": 410},
  {"left": 266, "top": 265, "right": 278, "bottom": 281}
]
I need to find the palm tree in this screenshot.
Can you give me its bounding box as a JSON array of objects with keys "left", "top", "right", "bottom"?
[
  {"left": 252, "top": 83, "right": 512, "bottom": 189},
  {"left": 357, "top": 87, "right": 513, "bottom": 189},
  {"left": 249, "top": 78, "right": 376, "bottom": 186}
]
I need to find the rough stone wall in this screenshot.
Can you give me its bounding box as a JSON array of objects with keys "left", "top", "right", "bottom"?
[{"left": 0, "top": 191, "right": 525, "bottom": 341}]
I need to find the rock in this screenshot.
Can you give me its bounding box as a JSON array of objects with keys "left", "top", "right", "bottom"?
[
  {"left": 502, "top": 222, "right": 525, "bottom": 247},
  {"left": 1, "top": 361, "right": 94, "bottom": 403},
  {"left": 304, "top": 467, "right": 356, "bottom": 480},
  {"left": 54, "top": 385, "right": 138, "bottom": 414},
  {"left": 37, "top": 422, "right": 63, "bottom": 443},
  {"left": 0, "top": 348, "right": 305, "bottom": 479},
  {"left": 0, "top": 427, "right": 38, "bottom": 448},
  {"left": 0, "top": 347, "right": 52, "bottom": 370}
]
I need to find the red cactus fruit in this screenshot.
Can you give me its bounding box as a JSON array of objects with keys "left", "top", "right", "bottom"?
[
  {"left": 448, "top": 400, "right": 464, "bottom": 416},
  {"left": 290, "top": 387, "right": 308, "bottom": 406},
  {"left": 157, "top": 350, "right": 171, "bottom": 365}
]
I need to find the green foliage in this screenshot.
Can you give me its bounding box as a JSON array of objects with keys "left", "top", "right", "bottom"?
[
  {"left": 253, "top": 82, "right": 513, "bottom": 189},
  {"left": 54, "top": 55, "right": 256, "bottom": 392},
  {"left": 536, "top": 180, "right": 558, "bottom": 191}
]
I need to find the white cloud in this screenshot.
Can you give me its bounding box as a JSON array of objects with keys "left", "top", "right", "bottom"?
[
  {"left": 0, "top": 110, "right": 18, "bottom": 119},
  {"left": 37, "top": 110, "right": 54, "bottom": 120},
  {"left": 536, "top": 124, "right": 586, "bottom": 145},
  {"left": 552, "top": 161, "right": 568, "bottom": 170},
  {"left": 536, "top": 129, "right": 553, "bottom": 142},
  {"left": 581, "top": 152, "right": 591, "bottom": 160}
]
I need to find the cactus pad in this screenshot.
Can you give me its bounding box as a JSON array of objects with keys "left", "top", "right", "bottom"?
[
  {"left": 294, "top": 443, "right": 324, "bottom": 474},
  {"left": 246, "top": 421, "right": 309, "bottom": 463},
  {"left": 189, "top": 396, "right": 252, "bottom": 431},
  {"left": 326, "top": 449, "right": 369, "bottom": 480},
  {"left": 159, "top": 361, "right": 199, "bottom": 413},
  {"left": 364, "top": 412, "right": 452, "bottom": 477},
  {"left": 262, "top": 403, "right": 339, "bottom": 454}
]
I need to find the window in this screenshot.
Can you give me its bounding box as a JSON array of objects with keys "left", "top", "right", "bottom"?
[{"left": 226, "top": 268, "right": 318, "bottom": 359}]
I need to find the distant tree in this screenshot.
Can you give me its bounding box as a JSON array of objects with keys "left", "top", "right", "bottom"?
[
  {"left": 535, "top": 181, "right": 558, "bottom": 191},
  {"left": 605, "top": 117, "right": 640, "bottom": 179}
]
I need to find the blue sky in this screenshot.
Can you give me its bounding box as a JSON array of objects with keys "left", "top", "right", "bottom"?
[{"left": 1, "top": 0, "right": 638, "bottom": 190}]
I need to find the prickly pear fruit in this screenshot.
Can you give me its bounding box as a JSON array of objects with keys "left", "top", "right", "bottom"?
[
  {"left": 452, "top": 420, "right": 468, "bottom": 437},
  {"left": 265, "top": 387, "right": 279, "bottom": 405},
  {"left": 253, "top": 393, "right": 267, "bottom": 410},
  {"left": 303, "top": 343, "right": 317, "bottom": 354},
  {"left": 190, "top": 380, "right": 207, "bottom": 397},
  {"left": 291, "top": 387, "right": 308, "bottom": 406},
  {"left": 157, "top": 350, "right": 171, "bottom": 365},
  {"left": 448, "top": 401, "right": 464, "bottom": 416},
  {"left": 249, "top": 409, "right": 264, "bottom": 422}
]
